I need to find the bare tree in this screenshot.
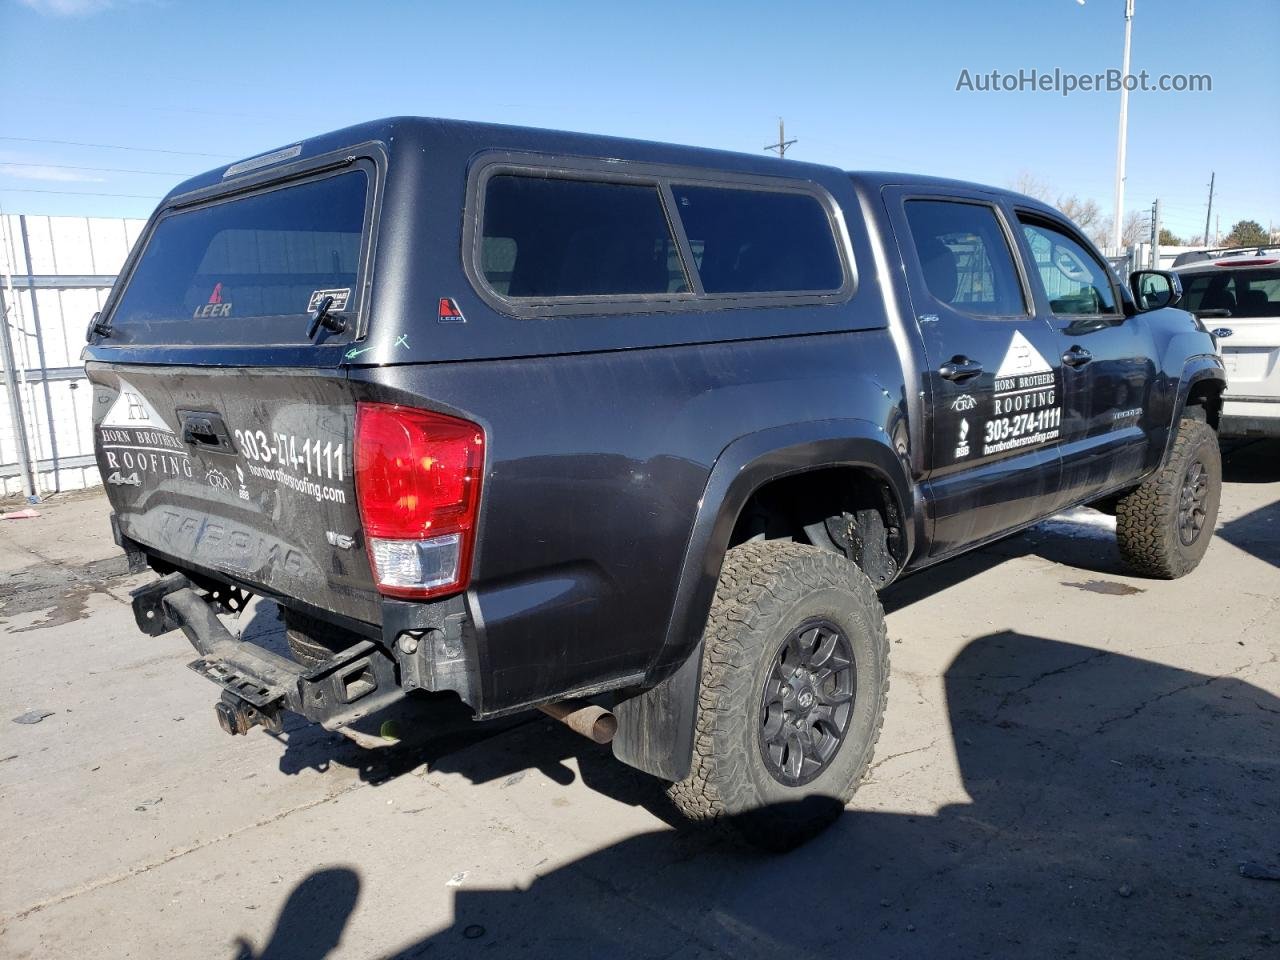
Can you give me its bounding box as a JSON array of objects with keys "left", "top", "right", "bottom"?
[
  {"left": 1007, "top": 172, "right": 1142, "bottom": 250},
  {"left": 1008, "top": 171, "right": 1053, "bottom": 202},
  {"left": 1057, "top": 195, "right": 1106, "bottom": 246},
  {"left": 1120, "top": 210, "right": 1146, "bottom": 247}
]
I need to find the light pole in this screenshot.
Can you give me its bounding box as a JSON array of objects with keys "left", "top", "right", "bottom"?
[{"left": 1111, "top": 0, "right": 1135, "bottom": 252}]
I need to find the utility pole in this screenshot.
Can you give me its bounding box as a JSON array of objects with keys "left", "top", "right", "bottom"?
[
  {"left": 1150, "top": 198, "right": 1161, "bottom": 268},
  {"left": 764, "top": 117, "right": 796, "bottom": 158},
  {"left": 1202, "top": 171, "right": 1215, "bottom": 246},
  {"left": 1111, "top": 0, "right": 1136, "bottom": 253}
]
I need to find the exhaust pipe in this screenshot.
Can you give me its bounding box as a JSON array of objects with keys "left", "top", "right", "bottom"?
[{"left": 537, "top": 699, "right": 617, "bottom": 745}]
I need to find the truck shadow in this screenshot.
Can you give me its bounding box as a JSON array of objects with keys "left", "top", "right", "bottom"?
[
  {"left": 233, "top": 631, "right": 1279, "bottom": 959},
  {"left": 880, "top": 508, "right": 1129, "bottom": 614}
]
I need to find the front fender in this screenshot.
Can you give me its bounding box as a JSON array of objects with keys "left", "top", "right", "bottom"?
[
  {"left": 611, "top": 418, "right": 912, "bottom": 781},
  {"left": 1160, "top": 353, "right": 1226, "bottom": 464}
]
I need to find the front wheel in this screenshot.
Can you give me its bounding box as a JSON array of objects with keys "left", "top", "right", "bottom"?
[
  {"left": 667, "top": 541, "right": 889, "bottom": 850},
  {"left": 1115, "top": 416, "right": 1222, "bottom": 579}
]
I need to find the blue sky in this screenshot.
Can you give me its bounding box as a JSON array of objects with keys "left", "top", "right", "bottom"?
[{"left": 2, "top": 0, "right": 1276, "bottom": 245}]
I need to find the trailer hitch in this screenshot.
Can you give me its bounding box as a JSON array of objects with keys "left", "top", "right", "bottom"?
[{"left": 130, "top": 572, "right": 403, "bottom": 734}]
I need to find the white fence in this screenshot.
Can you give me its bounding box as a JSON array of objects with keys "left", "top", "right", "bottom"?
[{"left": 1, "top": 215, "right": 146, "bottom": 499}]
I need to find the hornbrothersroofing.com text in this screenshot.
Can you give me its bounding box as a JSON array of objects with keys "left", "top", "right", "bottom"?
[{"left": 956, "top": 68, "right": 1211, "bottom": 96}]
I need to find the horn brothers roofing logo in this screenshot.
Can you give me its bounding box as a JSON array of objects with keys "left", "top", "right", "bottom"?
[{"left": 981, "top": 331, "right": 1062, "bottom": 456}]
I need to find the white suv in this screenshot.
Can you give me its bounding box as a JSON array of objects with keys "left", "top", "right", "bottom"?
[{"left": 1176, "top": 248, "right": 1280, "bottom": 437}]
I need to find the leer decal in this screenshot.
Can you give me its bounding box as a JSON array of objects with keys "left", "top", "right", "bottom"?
[
  {"left": 193, "top": 281, "right": 232, "bottom": 318},
  {"left": 438, "top": 297, "right": 465, "bottom": 323}
]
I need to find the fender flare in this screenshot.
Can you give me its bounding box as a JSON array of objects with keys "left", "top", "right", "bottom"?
[
  {"left": 611, "top": 418, "right": 912, "bottom": 781},
  {"left": 1161, "top": 353, "right": 1226, "bottom": 463}
]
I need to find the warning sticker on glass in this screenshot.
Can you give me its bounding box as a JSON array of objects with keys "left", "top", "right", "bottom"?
[{"left": 308, "top": 288, "right": 351, "bottom": 312}]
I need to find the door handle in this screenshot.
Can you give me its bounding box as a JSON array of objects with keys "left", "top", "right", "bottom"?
[
  {"left": 177, "top": 409, "right": 235, "bottom": 454},
  {"left": 1062, "top": 346, "right": 1093, "bottom": 368},
  {"left": 938, "top": 357, "right": 984, "bottom": 382}
]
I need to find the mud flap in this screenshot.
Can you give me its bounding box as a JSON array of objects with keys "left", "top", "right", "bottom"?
[{"left": 611, "top": 640, "right": 703, "bottom": 782}]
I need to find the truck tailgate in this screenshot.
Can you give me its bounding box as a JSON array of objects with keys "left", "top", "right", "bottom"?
[{"left": 87, "top": 364, "right": 380, "bottom": 625}]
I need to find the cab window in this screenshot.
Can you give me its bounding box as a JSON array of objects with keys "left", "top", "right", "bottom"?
[
  {"left": 904, "top": 200, "right": 1027, "bottom": 317},
  {"left": 1019, "top": 218, "right": 1119, "bottom": 315}
]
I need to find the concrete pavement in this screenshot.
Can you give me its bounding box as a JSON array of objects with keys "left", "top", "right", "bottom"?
[{"left": 1, "top": 441, "right": 1277, "bottom": 959}]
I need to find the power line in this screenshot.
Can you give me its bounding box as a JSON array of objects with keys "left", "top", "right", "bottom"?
[
  {"left": 0, "top": 188, "right": 161, "bottom": 199},
  {"left": 0, "top": 161, "right": 196, "bottom": 177},
  {"left": 0, "top": 136, "right": 230, "bottom": 159}
]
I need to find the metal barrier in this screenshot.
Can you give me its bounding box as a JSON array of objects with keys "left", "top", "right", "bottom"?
[{"left": 0, "top": 214, "right": 144, "bottom": 500}]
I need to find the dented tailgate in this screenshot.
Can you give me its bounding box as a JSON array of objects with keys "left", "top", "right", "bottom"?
[{"left": 88, "top": 365, "right": 380, "bottom": 624}]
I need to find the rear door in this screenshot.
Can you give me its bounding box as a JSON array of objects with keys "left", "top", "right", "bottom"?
[
  {"left": 884, "top": 188, "right": 1071, "bottom": 557},
  {"left": 85, "top": 161, "right": 382, "bottom": 624}
]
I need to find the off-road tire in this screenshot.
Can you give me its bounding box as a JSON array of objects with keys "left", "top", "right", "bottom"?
[
  {"left": 283, "top": 610, "right": 351, "bottom": 668},
  {"left": 668, "top": 540, "right": 889, "bottom": 850},
  {"left": 1115, "top": 416, "right": 1221, "bottom": 579}
]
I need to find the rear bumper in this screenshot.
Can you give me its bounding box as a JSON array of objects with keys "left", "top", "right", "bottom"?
[
  {"left": 132, "top": 572, "right": 403, "bottom": 733},
  {"left": 128, "top": 564, "right": 481, "bottom": 735},
  {"left": 1221, "top": 398, "right": 1280, "bottom": 438}
]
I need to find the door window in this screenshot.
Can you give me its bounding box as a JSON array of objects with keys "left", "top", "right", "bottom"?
[
  {"left": 904, "top": 200, "right": 1027, "bottom": 317},
  {"left": 1020, "top": 219, "right": 1119, "bottom": 315}
]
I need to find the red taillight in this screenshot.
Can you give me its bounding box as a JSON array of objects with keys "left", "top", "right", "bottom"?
[
  {"left": 354, "top": 402, "right": 485, "bottom": 599},
  {"left": 1216, "top": 258, "right": 1278, "bottom": 266}
]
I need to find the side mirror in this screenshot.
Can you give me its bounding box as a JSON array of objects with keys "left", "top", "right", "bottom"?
[{"left": 1129, "top": 270, "right": 1183, "bottom": 312}]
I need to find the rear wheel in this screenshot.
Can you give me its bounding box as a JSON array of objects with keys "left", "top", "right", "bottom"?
[
  {"left": 668, "top": 540, "right": 889, "bottom": 850},
  {"left": 1115, "top": 416, "right": 1221, "bottom": 578}
]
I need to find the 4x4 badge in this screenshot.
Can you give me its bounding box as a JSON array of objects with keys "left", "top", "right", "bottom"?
[{"left": 438, "top": 298, "right": 466, "bottom": 323}]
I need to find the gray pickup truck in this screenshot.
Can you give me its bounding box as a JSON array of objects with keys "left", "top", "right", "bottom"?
[{"left": 85, "top": 117, "right": 1224, "bottom": 846}]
